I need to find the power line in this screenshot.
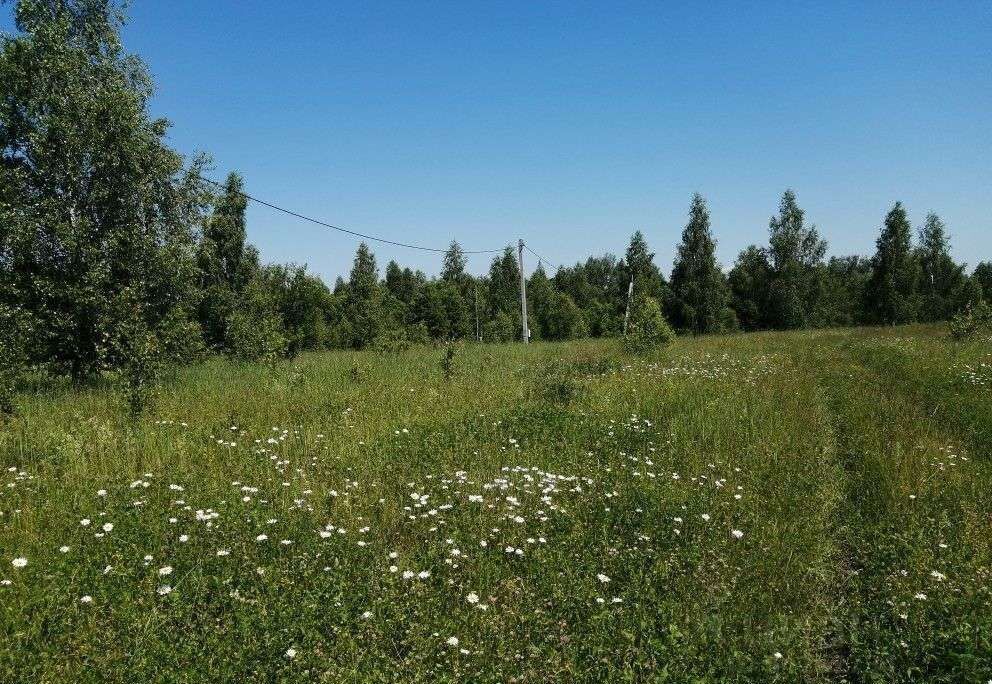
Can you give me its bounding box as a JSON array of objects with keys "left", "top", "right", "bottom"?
[
  {"left": 198, "top": 175, "right": 508, "bottom": 255},
  {"left": 524, "top": 244, "right": 560, "bottom": 273}
]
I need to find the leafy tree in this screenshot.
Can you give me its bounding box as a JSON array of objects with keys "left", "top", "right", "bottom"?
[
  {"left": 974, "top": 262, "right": 992, "bottom": 303},
  {"left": 197, "top": 172, "right": 260, "bottom": 347},
  {"left": 865, "top": 202, "right": 920, "bottom": 324},
  {"left": 542, "top": 292, "right": 588, "bottom": 340},
  {"left": 346, "top": 243, "right": 383, "bottom": 348},
  {"left": 617, "top": 231, "right": 666, "bottom": 307},
  {"left": 765, "top": 190, "right": 827, "bottom": 329},
  {"left": 728, "top": 246, "right": 772, "bottom": 331},
  {"left": 668, "top": 194, "right": 731, "bottom": 334},
  {"left": 916, "top": 213, "right": 965, "bottom": 322},
  {"left": 384, "top": 261, "right": 424, "bottom": 306},
  {"left": 411, "top": 281, "right": 471, "bottom": 340},
  {"left": 818, "top": 256, "right": 872, "bottom": 326},
  {"left": 441, "top": 241, "right": 467, "bottom": 284},
  {"left": 0, "top": 0, "right": 208, "bottom": 380},
  {"left": 624, "top": 296, "right": 675, "bottom": 353},
  {"left": 0, "top": 303, "right": 29, "bottom": 415}
]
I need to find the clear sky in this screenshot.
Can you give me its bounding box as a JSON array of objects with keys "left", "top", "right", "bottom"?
[{"left": 5, "top": 1, "right": 991, "bottom": 280}]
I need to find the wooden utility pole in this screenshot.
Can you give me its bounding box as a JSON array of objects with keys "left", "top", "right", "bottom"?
[
  {"left": 518, "top": 239, "right": 529, "bottom": 343},
  {"left": 474, "top": 285, "right": 481, "bottom": 342},
  {"left": 622, "top": 276, "right": 634, "bottom": 336}
]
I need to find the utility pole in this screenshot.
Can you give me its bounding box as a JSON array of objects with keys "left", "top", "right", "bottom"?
[
  {"left": 622, "top": 276, "right": 634, "bottom": 336},
  {"left": 518, "top": 239, "right": 529, "bottom": 343},
  {"left": 474, "top": 285, "right": 481, "bottom": 342}
]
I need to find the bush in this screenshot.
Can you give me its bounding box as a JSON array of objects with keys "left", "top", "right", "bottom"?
[
  {"left": 0, "top": 304, "right": 29, "bottom": 416},
  {"left": 624, "top": 296, "right": 676, "bottom": 354},
  {"left": 103, "top": 290, "right": 163, "bottom": 417},
  {"left": 949, "top": 301, "right": 992, "bottom": 341},
  {"left": 440, "top": 343, "right": 457, "bottom": 380},
  {"left": 534, "top": 359, "right": 586, "bottom": 406},
  {"left": 227, "top": 310, "right": 288, "bottom": 362}
]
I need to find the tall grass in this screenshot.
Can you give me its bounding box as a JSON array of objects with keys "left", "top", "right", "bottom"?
[{"left": 0, "top": 327, "right": 989, "bottom": 682}]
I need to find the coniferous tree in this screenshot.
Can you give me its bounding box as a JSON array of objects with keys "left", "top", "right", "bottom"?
[
  {"left": 619, "top": 231, "right": 666, "bottom": 304},
  {"left": 865, "top": 202, "right": 920, "bottom": 324},
  {"left": 668, "top": 194, "right": 731, "bottom": 333},
  {"left": 346, "top": 243, "right": 383, "bottom": 348}
]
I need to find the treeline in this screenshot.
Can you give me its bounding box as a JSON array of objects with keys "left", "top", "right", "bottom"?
[{"left": 2, "top": 1, "right": 990, "bottom": 410}]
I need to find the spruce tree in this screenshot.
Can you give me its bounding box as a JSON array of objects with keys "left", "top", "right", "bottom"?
[
  {"left": 669, "top": 194, "right": 730, "bottom": 334},
  {"left": 865, "top": 202, "right": 920, "bottom": 324},
  {"left": 346, "top": 243, "right": 383, "bottom": 348}
]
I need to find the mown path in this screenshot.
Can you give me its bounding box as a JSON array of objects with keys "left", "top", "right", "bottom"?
[{"left": 801, "top": 332, "right": 992, "bottom": 683}]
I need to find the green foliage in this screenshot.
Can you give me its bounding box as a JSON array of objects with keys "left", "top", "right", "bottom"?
[
  {"left": 973, "top": 262, "right": 992, "bottom": 303},
  {"left": 0, "top": 0, "right": 208, "bottom": 381},
  {"left": 916, "top": 213, "right": 966, "bottom": 323},
  {"left": 764, "top": 190, "right": 827, "bottom": 329},
  {"left": 196, "top": 172, "right": 260, "bottom": 348},
  {"left": 346, "top": 243, "right": 383, "bottom": 349},
  {"left": 225, "top": 278, "right": 288, "bottom": 362},
  {"left": 728, "top": 245, "right": 772, "bottom": 331},
  {"left": 948, "top": 301, "right": 992, "bottom": 341},
  {"left": 624, "top": 296, "right": 676, "bottom": 353},
  {"left": 669, "top": 194, "right": 731, "bottom": 334},
  {"left": 439, "top": 342, "right": 457, "bottom": 380},
  {"left": 0, "top": 303, "right": 29, "bottom": 415},
  {"left": 866, "top": 202, "right": 921, "bottom": 325},
  {"left": 103, "top": 288, "right": 163, "bottom": 417}
]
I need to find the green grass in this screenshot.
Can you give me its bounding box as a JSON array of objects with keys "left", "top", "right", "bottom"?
[{"left": 1, "top": 326, "right": 990, "bottom": 682}]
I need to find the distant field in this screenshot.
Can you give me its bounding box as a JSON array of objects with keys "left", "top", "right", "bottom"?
[{"left": 1, "top": 326, "right": 990, "bottom": 683}]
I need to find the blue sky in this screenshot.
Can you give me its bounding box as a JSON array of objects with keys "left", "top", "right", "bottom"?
[{"left": 5, "top": 1, "right": 991, "bottom": 279}]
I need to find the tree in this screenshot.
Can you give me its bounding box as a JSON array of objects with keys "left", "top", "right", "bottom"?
[
  {"left": 765, "top": 190, "right": 827, "bottom": 329},
  {"left": 624, "top": 296, "right": 676, "bottom": 353},
  {"left": 916, "top": 213, "right": 965, "bottom": 322},
  {"left": 486, "top": 247, "right": 520, "bottom": 321},
  {"left": 974, "top": 262, "right": 992, "bottom": 304},
  {"left": 0, "top": 0, "right": 208, "bottom": 380},
  {"left": 818, "top": 256, "right": 872, "bottom": 326},
  {"left": 346, "top": 243, "right": 383, "bottom": 348},
  {"left": 865, "top": 202, "right": 920, "bottom": 324},
  {"left": 197, "top": 172, "right": 260, "bottom": 348},
  {"left": 618, "top": 231, "right": 666, "bottom": 305},
  {"left": 441, "top": 241, "right": 467, "bottom": 284},
  {"left": 668, "top": 194, "right": 731, "bottom": 334},
  {"left": 728, "top": 246, "right": 772, "bottom": 331}
]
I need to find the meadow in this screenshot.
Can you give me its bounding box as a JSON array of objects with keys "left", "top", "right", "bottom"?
[{"left": 1, "top": 325, "right": 990, "bottom": 683}]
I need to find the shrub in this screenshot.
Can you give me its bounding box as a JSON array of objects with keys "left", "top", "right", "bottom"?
[
  {"left": 102, "top": 291, "right": 163, "bottom": 417},
  {"left": 0, "top": 304, "right": 29, "bottom": 416},
  {"left": 440, "top": 343, "right": 457, "bottom": 380},
  {"left": 949, "top": 301, "right": 992, "bottom": 341},
  {"left": 624, "top": 296, "right": 676, "bottom": 354},
  {"left": 227, "top": 310, "right": 288, "bottom": 362},
  {"left": 534, "top": 359, "right": 586, "bottom": 406}
]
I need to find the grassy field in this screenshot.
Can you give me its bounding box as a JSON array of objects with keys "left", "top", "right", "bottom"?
[{"left": 1, "top": 325, "right": 990, "bottom": 683}]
